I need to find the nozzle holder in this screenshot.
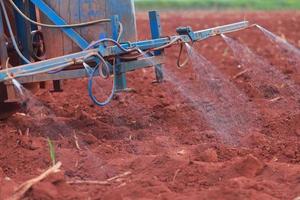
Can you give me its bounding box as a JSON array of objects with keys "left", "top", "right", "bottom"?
[{"left": 176, "top": 26, "right": 196, "bottom": 42}]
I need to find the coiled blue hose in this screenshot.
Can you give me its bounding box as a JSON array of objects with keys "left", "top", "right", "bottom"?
[
  {"left": 83, "top": 38, "right": 142, "bottom": 107},
  {"left": 83, "top": 53, "right": 115, "bottom": 107}
]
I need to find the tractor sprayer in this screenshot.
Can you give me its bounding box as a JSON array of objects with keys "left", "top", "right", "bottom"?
[{"left": 0, "top": 0, "right": 254, "bottom": 109}]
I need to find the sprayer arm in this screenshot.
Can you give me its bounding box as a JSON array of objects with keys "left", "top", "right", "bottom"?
[
  {"left": 102, "top": 21, "right": 249, "bottom": 56},
  {"left": 0, "top": 21, "right": 249, "bottom": 82}
]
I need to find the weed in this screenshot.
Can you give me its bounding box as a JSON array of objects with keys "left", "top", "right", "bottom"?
[{"left": 47, "top": 138, "right": 56, "bottom": 166}]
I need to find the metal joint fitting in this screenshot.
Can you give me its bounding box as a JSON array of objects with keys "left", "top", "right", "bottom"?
[{"left": 176, "top": 26, "right": 196, "bottom": 41}]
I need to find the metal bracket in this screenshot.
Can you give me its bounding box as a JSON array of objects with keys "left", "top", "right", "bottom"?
[{"left": 176, "top": 26, "right": 196, "bottom": 42}]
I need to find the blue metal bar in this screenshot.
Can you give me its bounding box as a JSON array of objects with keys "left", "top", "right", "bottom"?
[
  {"left": 29, "top": 0, "right": 89, "bottom": 49},
  {"left": 29, "top": 1, "right": 38, "bottom": 31},
  {"left": 149, "top": 11, "right": 164, "bottom": 82},
  {"left": 121, "top": 56, "right": 164, "bottom": 73},
  {"left": 111, "top": 15, "right": 127, "bottom": 91},
  {"left": 0, "top": 7, "right": 7, "bottom": 68},
  {"left": 0, "top": 49, "right": 97, "bottom": 81},
  {"left": 13, "top": 0, "right": 31, "bottom": 63},
  {"left": 15, "top": 56, "right": 164, "bottom": 84},
  {"left": 1, "top": 5, "right": 15, "bottom": 101}
]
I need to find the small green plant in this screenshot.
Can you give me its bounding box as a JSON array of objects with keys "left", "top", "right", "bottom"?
[{"left": 47, "top": 138, "right": 56, "bottom": 166}]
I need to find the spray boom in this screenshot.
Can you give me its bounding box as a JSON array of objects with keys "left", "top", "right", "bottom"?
[
  {"left": 0, "top": 21, "right": 250, "bottom": 83},
  {"left": 176, "top": 21, "right": 249, "bottom": 42},
  {"left": 0, "top": 6, "right": 250, "bottom": 107}
]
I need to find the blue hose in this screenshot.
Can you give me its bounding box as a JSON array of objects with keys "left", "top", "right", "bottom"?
[
  {"left": 84, "top": 53, "right": 115, "bottom": 107},
  {"left": 83, "top": 38, "right": 139, "bottom": 107}
]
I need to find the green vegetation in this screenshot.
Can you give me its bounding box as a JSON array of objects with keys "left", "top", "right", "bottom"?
[
  {"left": 135, "top": 0, "right": 300, "bottom": 10},
  {"left": 47, "top": 138, "right": 56, "bottom": 166}
]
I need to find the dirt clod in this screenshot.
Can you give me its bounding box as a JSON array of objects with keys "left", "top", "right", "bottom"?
[
  {"left": 198, "top": 148, "right": 219, "bottom": 162},
  {"left": 234, "top": 155, "right": 265, "bottom": 178}
]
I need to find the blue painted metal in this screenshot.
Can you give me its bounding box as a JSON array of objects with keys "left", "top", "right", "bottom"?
[
  {"left": 29, "top": 0, "right": 89, "bottom": 49},
  {"left": 120, "top": 56, "right": 164, "bottom": 73},
  {"left": 107, "top": 0, "right": 137, "bottom": 41},
  {"left": 111, "top": 15, "right": 127, "bottom": 91},
  {"left": 103, "top": 21, "right": 249, "bottom": 57},
  {"left": 0, "top": 0, "right": 252, "bottom": 107},
  {"left": 13, "top": 0, "right": 31, "bottom": 63},
  {"left": 149, "top": 11, "right": 164, "bottom": 82},
  {"left": 176, "top": 26, "right": 196, "bottom": 41},
  {"left": 15, "top": 56, "right": 164, "bottom": 84},
  {"left": 0, "top": 5, "right": 10, "bottom": 105},
  {"left": 39, "top": 0, "right": 136, "bottom": 58},
  {"left": 0, "top": 49, "right": 98, "bottom": 81},
  {"left": 0, "top": 7, "right": 7, "bottom": 70},
  {"left": 29, "top": 1, "right": 38, "bottom": 31}
]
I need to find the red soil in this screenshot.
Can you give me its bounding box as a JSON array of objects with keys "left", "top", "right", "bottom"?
[{"left": 1, "top": 11, "right": 300, "bottom": 200}]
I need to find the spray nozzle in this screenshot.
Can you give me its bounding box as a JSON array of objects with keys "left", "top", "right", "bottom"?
[
  {"left": 6, "top": 70, "right": 15, "bottom": 80},
  {"left": 251, "top": 24, "right": 259, "bottom": 28}
]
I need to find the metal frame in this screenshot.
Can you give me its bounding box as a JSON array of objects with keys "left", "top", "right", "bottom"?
[
  {"left": 111, "top": 15, "right": 127, "bottom": 91},
  {"left": 0, "top": 0, "right": 249, "bottom": 104},
  {"left": 0, "top": 19, "right": 248, "bottom": 82},
  {"left": 15, "top": 56, "right": 164, "bottom": 84}
]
